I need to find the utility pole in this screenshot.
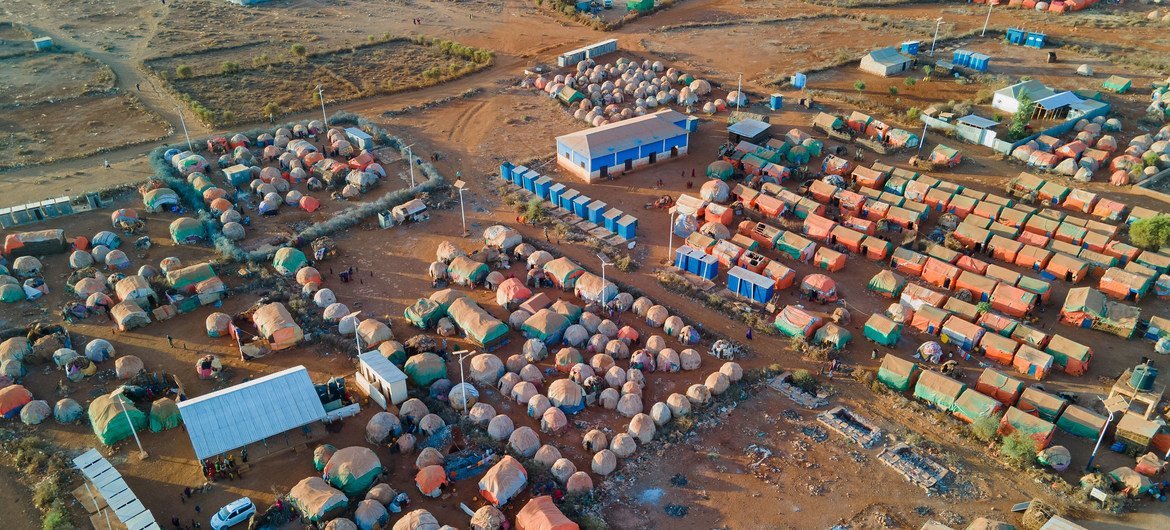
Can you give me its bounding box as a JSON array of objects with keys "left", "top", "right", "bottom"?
[
  {"left": 667, "top": 211, "right": 676, "bottom": 264},
  {"left": 918, "top": 122, "right": 929, "bottom": 156},
  {"left": 736, "top": 73, "right": 743, "bottom": 112},
  {"left": 597, "top": 253, "right": 613, "bottom": 306},
  {"left": 174, "top": 105, "right": 193, "bottom": 152},
  {"left": 316, "top": 85, "right": 328, "bottom": 126},
  {"left": 930, "top": 18, "right": 943, "bottom": 57},
  {"left": 455, "top": 179, "right": 468, "bottom": 236},
  {"left": 453, "top": 349, "right": 473, "bottom": 415},
  {"left": 404, "top": 143, "right": 417, "bottom": 188},
  {"left": 118, "top": 397, "right": 147, "bottom": 459},
  {"left": 982, "top": 2, "right": 993, "bottom": 37}
]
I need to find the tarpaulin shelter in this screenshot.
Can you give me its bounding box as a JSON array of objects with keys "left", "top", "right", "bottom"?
[
  {"left": 496, "top": 278, "right": 532, "bottom": 308},
  {"left": 404, "top": 353, "right": 446, "bottom": 387},
  {"left": 356, "top": 319, "right": 392, "bottom": 348},
  {"left": 0, "top": 385, "right": 32, "bottom": 418},
  {"left": 574, "top": 273, "right": 618, "bottom": 305},
  {"left": 272, "top": 247, "right": 307, "bottom": 277},
  {"left": 941, "top": 316, "right": 984, "bottom": 351},
  {"left": 1060, "top": 287, "right": 1106, "bottom": 327},
  {"left": 991, "top": 283, "right": 1037, "bottom": 318},
  {"left": 922, "top": 258, "right": 960, "bottom": 290},
  {"left": 516, "top": 495, "right": 578, "bottom": 530},
  {"left": 863, "top": 314, "right": 901, "bottom": 346},
  {"left": 953, "top": 389, "right": 1004, "bottom": 423},
  {"left": 110, "top": 300, "right": 150, "bottom": 331},
  {"left": 149, "top": 397, "right": 182, "bottom": 432},
  {"left": 813, "top": 323, "right": 852, "bottom": 350},
  {"left": 814, "top": 247, "right": 846, "bottom": 272},
  {"left": 988, "top": 235, "right": 1023, "bottom": 263},
  {"left": 550, "top": 300, "right": 583, "bottom": 324},
  {"left": 1017, "top": 387, "right": 1068, "bottom": 423},
  {"left": 775, "top": 231, "right": 815, "bottom": 261},
  {"left": 852, "top": 166, "right": 886, "bottom": 189},
  {"left": 980, "top": 332, "right": 1019, "bottom": 366},
  {"left": 1014, "top": 245, "right": 1053, "bottom": 271},
  {"left": 289, "top": 477, "right": 348, "bottom": 522},
  {"left": 115, "top": 275, "right": 155, "bottom": 306},
  {"left": 89, "top": 392, "right": 147, "bottom": 445},
  {"left": 405, "top": 298, "right": 444, "bottom": 329},
  {"left": 543, "top": 257, "right": 585, "bottom": 290},
  {"left": 1045, "top": 334, "right": 1091, "bottom": 376},
  {"left": 954, "top": 271, "right": 998, "bottom": 303},
  {"left": 1017, "top": 276, "right": 1053, "bottom": 303},
  {"left": 975, "top": 368, "right": 1024, "bottom": 406},
  {"left": 169, "top": 217, "right": 206, "bottom": 245},
  {"left": 891, "top": 247, "right": 927, "bottom": 276},
  {"left": 479, "top": 455, "right": 528, "bottom": 506},
  {"left": 773, "top": 305, "right": 823, "bottom": 339},
  {"left": 803, "top": 215, "right": 837, "bottom": 242},
  {"left": 324, "top": 446, "right": 383, "bottom": 496},
  {"left": 448, "top": 298, "right": 508, "bottom": 349},
  {"left": 1045, "top": 253, "right": 1089, "bottom": 284},
  {"left": 867, "top": 270, "right": 905, "bottom": 298},
  {"left": 877, "top": 355, "right": 918, "bottom": 392},
  {"left": 142, "top": 188, "right": 180, "bottom": 212},
  {"left": 484, "top": 225, "right": 522, "bottom": 250},
  {"left": 900, "top": 283, "right": 947, "bottom": 312},
  {"left": 914, "top": 370, "right": 966, "bottom": 411},
  {"left": 522, "top": 309, "right": 570, "bottom": 345},
  {"left": 999, "top": 406, "right": 1055, "bottom": 449},
  {"left": 1013, "top": 346, "right": 1054, "bottom": 380},
  {"left": 929, "top": 144, "right": 961, "bottom": 166},
  {"left": 800, "top": 274, "right": 837, "bottom": 302},
  {"left": 447, "top": 256, "right": 488, "bottom": 287},
  {"left": 1100, "top": 267, "right": 1150, "bottom": 301},
  {"left": 252, "top": 302, "right": 303, "bottom": 350},
  {"left": 985, "top": 264, "right": 1021, "bottom": 286},
  {"left": 1055, "top": 403, "right": 1105, "bottom": 439},
  {"left": 547, "top": 379, "right": 585, "bottom": 414}
]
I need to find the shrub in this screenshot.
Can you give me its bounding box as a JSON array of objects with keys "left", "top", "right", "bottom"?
[
  {"left": 1130, "top": 216, "right": 1170, "bottom": 249},
  {"left": 524, "top": 198, "right": 547, "bottom": 224},
  {"left": 791, "top": 369, "right": 817, "bottom": 393},
  {"left": 905, "top": 106, "right": 921, "bottom": 120},
  {"left": 262, "top": 102, "right": 280, "bottom": 119},
  {"left": 252, "top": 53, "right": 269, "bottom": 67},
  {"left": 888, "top": 86, "right": 898, "bottom": 96},
  {"left": 904, "top": 77, "right": 916, "bottom": 87},
  {"left": 42, "top": 502, "right": 73, "bottom": 530},
  {"left": 175, "top": 64, "right": 193, "bottom": 79},
  {"left": 922, "top": 65, "right": 933, "bottom": 79},
  {"left": 221, "top": 61, "right": 240, "bottom": 74},
  {"left": 291, "top": 43, "right": 307, "bottom": 57},
  {"left": 1009, "top": 91, "right": 1035, "bottom": 141},
  {"left": 853, "top": 80, "right": 866, "bottom": 94},
  {"left": 970, "top": 415, "right": 1001, "bottom": 443},
  {"left": 1000, "top": 431, "right": 1038, "bottom": 468}
]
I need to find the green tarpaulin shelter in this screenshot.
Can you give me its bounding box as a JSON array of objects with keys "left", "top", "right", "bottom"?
[
  {"left": 864, "top": 314, "right": 901, "bottom": 346},
  {"left": 404, "top": 352, "right": 447, "bottom": 387},
  {"left": 1000, "top": 406, "right": 1054, "bottom": 448},
  {"left": 773, "top": 305, "right": 822, "bottom": 339},
  {"left": 324, "top": 446, "right": 383, "bottom": 496},
  {"left": 775, "top": 231, "right": 815, "bottom": 261},
  {"left": 1055, "top": 404, "right": 1106, "bottom": 439},
  {"left": 169, "top": 217, "right": 206, "bottom": 244},
  {"left": 627, "top": 0, "right": 653, "bottom": 12},
  {"left": 543, "top": 257, "right": 585, "bottom": 290},
  {"left": 429, "top": 288, "right": 468, "bottom": 312},
  {"left": 167, "top": 263, "right": 216, "bottom": 292},
  {"left": 272, "top": 247, "right": 307, "bottom": 276},
  {"left": 813, "top": 323, "right": 852, "bottom": 350},
  {"left": 449, "top": 256, "right": 490, "bottom": 287},
  {"left": 914, "top": 370, "right": 966, "bottom": 411},
  {"left": 867, "top": 270, "right": 906, "bottom": 298},
  {"left": 707, "top": 161, "right": 735, "bottom": 180},
  {"left": 877, "top": 354, "right": 918, "bottom": 392},
  {"left": 522, "top": 309, "right": 570, "bottom": 344},
  {"left": 149, "top": 397, "right": 182, "bottom": 432},
  {"left": 953, "top": 389, "right": 1003, "bottom": 423},
  {"left": 1018, "top": 387, "right": 1068, "bottom": 422},
  {"left": 1103, "top": 75, "right": 1132, "bottom": 94},
  {"left": 448, "top": 297, "right": 509, "bottom": 348},
  {"left": 89, "top": 393, "right": 147, "bottom": 445},
  {"left": 405, "top": 298, "right": 444, "bottom": 329}
]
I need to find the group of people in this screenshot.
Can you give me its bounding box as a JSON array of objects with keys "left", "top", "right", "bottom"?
[{"left": 200, "top": 454, "right": 242, "bottom": 481}]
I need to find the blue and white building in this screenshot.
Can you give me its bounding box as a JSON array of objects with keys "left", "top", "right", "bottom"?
[{"left": 555, "top": 109, "right": 690, "bottom": 183}]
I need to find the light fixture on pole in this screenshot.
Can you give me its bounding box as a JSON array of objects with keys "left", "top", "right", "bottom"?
[
  {"left": 982, "top": 2, "right": 993, "bottom": 37},
  {"left": 735, "top": 73, "right": 743, "bottom": 113},
  {"left": 315, "top": 85, "right": 328, "bottom": 126},
  {"left": 173, "top": 105, "right": 193, "bottom": 152},
  {"left": 403, "top": 143, "right": 417, "bottom": 188},
  {"left": 453, "top": 349, "right": 474, "bottom": 416},
  {"left": 118, "top": 398, "right": 147, "bottom": 459},
  {"left": 1086, "top": 396, "right": 1126, "bottom": 472},
  {"left": 597, "top": 253, "right": 613, "bottom": 306},
  {"left": 454, "top": 179, "right": 468, "bottom": 236},
  {"left": 918, "top": 122, "right": 929, "bottom": 156},
  {"left": 667, "top": 211, "right": 676, "bottom": 263},
  {"left": 930, "top": 18, "right": 944, "bottom": 57}
]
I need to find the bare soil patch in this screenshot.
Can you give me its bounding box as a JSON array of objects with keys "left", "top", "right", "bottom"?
[
  {"left": 0, "top": 51, "right": 116, "bottom": 107},
  {"left": 0, "top": 22, "right": 35, "bottom": 58},
  {"left": 0, "top": 94, "right": 170, "bottom": 170}
]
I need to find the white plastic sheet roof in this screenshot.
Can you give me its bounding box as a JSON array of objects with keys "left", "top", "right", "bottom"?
[
  {"left": 178, "top": 365, "right": 326, "bottom": 460},
  {"left": 73, "top": 448, "right": 160, "bottom": 530}
]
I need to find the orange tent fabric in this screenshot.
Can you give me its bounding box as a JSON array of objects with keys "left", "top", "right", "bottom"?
[
  {"left": 955, "top": 255, "right": 989, "bottom": 275},
  {"left": 803, "top": 215, "right": 837, "bottom": 243},
  {"left": 830, "top": 225, "right": 865, "bottom": 253},
  {"left": 0, "top": 385, "right": 33, "bottom": 416},
  {"left": 979, "top": 333, "right": 1019, "bottom": 366},
  {"left": 922, "top": 258, "right": 960, "bottom": 290},
  {"left": 892, "top": 247, "right": 927, "bottom": 277},
  {"left": 991, "top": 283, "right": 1036, "bottom": 318},
  {"left": 415, "top": 465, "right": 449, "bottom": 496},
  {"left": 516, "top": 495, "right": 578, "bottom": 530},
  {"left": 954, "top": 271, "right": 999, "bottom": 302},
  {"left": 300, "top": 196, "right": 321, "bottom": 213}
]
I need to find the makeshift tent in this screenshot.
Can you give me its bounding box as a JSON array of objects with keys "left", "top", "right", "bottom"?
[
  {"left": 169, "top": 217, "right": 206, "bottom": 244},
  {"left": 167, "top": 263, "right": 216, "bottom": 292},
  {"left": 991, "top": 283, "right": 1037, "bottom": 318},
  {"left": 999, "top": 406, "right": 1055, "bottom": 449},
  {"left": 864, "top": 314, "right": 901, "bottom": 346},
  {"left": 1013, "top": 346, "right": 1054, "bottom": 380},
  {"left": 953, "top": 389, "right": 1004, "bottom": 423},
  {"left": 110, "top": 300, "right": 150, "bottom": 331},
  {"left": 1055, "top": 404, "right": 1106, "bottom": 439},
  {"left": 447, "top": 256, "right": 489, "bottom": 287},
  {"left": 149, "top": 397, "right": 182, "bottom": 432},
  {"left": 891, "top": 247, "right": 927, "bottom": 276},
  {"left": 877, "top": 355, "right": 918, "bottom": 392},
  {"left": 404, "top": 353, "right": 447, "bottom": 387},
  {"left": 813, "top": 323, "right": 852, "bottom": 350},
  {"left": 547, "top": 379, "right": 585, "bottom": 414},
  {"left": 515, "top": 496, "right": 577, "bottom": 530},
  {"left": 800, "top": 274, "right": 837, "bottom": 302},
  {"left": 1018, "top": 387, "right": 1068, "bottom": 422},
  {"left": 479, "top": 455, "right": 528, "bottom": 507},
  {"left": 405, "top": 298, "right": 445, "bottom": 329},
  {"left": 773, "top": 306, "right": 823, "bottom": 339},
  {"left": 272, "top": 247, "right": 308, "bottom": 276},
  {"left": 324, "top": 446, "right": 383, "bottom": 496},
  {"left": 497, "top": 278, "right": 533, "bottom": 307},
  {"left": 979, "top": 333, "right": 1019, "bottom": 366},
  {"left": 914, "top": 370, "right": 966, "bottom": 411},
  {"left": 1044, "top": 334, "right": 1091, "bottom": 376},
  {"left": 941, "top": 316, "right": 984, "bottom": 351},
  {"left": 449, "top": 298, "right": 509, "bottom": 348},
  {"left": 484, "top": 225, "right": 522, "bottom": 250},
  {"left": 289, "top": 477, "right": 348, "bottom": 522},
  {"left": 0, "top": 385, "right": 32, "bottom": 418},
  {"left": 543, "top": 257, "right": 585, "bottom": 289},
  {"left": 253, "top": 303, "right": 303, "bottom": 350},
  {"left": 89, "top": 392, "right": 147, "bottom": 445},
  {"left": 574, "top": 273, "right": 618, "bottom": 305},
  {"left": 867, "top": 270, "right": 905, "bottom": 298}
]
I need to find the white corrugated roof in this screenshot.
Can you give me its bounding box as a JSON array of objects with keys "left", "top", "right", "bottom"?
[
  {"left": 358, "top": 351, "right": 408, "bottom": 384},
  {"left": 728, "top": 119, "right": 771, "bottom": 138},
  {"left": 178, "top": 365, "right": 326, "bottom": 460},
  {"left": 1035, "top": 91, "right": 1082, "bottom": 110},
  {"left": 556, "top": 110, "right": 688, "bottom": 159},
  {"left": 957, "top": 115, "right": 999, "bottom": 129},
  {"left": 73, "top": 449, "right": 160, "bottom": 530}
]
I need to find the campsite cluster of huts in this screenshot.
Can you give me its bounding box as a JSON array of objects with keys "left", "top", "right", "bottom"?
[{"left": 1010, "top": 119, "right": 1170, "bottom": 185}]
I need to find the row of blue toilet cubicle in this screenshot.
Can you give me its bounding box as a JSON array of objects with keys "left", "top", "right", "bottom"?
[
  {"left": 499, "top": 162, "right": 638, "bottom": 240},
  {"left": 674, "top": 245, "right": 777, "bottom": 305}
]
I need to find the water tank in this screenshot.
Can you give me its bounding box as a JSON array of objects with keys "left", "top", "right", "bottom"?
[{"left": 1130, "top": 363, "right": 1158, "bottom": 392}]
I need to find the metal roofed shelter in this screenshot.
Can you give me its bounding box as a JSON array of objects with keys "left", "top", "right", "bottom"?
[
  {"left": 957, "top": 115, "right": 999, "bottom": 130},
  {"left": 728, "top": 119, "right": 772, "bottom": 144},
  {"left": 992, "top": 80, "right": 1056, "bottom": 114},
  {"left": 356, "top": 351, "right": 409, "bottom": 409},
  {"left": 555, "top": 109, "right": 690, "bottom": 183},
  {"left": 1032, "top": 91, "right": 1083, "bottom": 121},
  {"left": 74, "top": 448, "right": 160, "bottom": 530},
  {"left": 178, "top": 365, "right": 327, "bottom": 460},
  {"left": 860, "top": 47, "right": 913, "bottom": 77}
]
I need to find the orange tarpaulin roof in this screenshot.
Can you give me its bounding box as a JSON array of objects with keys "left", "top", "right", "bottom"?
[{"left": 516, "top": 495, "right": 579, "bottom": 530}]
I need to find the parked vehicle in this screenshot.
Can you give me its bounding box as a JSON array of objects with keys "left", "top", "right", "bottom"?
[{"left": 210, "top": 498, "right": 256, "bottom": 530}]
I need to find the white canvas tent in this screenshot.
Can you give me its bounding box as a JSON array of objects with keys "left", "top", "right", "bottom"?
[
  {"left": 178, "top": 365, "right": 327, "bottom": 460},
  {"left": 357, "top": 351, "right": 409, "bottom": 409},
  {"left": 73, "top": 448, "right": 161, "bottom": 530}
]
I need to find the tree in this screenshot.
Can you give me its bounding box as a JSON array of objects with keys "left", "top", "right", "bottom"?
[
  {"left": 175, "top": 64, "right": 193, "bottom": 79},
  {"left": 1130, "top": 215, "right": 1170, "bottom": 249},
  {"left": 1008, "top": 90, "right": 1035, "bottom": 141},
  {"left": 922, "top": 65, "right": 933, "bottom": 80},
  {"left": 970, "top": 415, "right": 1001, "bottom": 443},
  {"left": 853, "top": 80, "right": 866, "bottom": 94},
  {"left": 291, "top": 43, "right": 307, "bottom": 57},
  {"left": 888, "top": 86, "right": 899, "bottom": 96},
  {"left": 262, "top": 102, "right": 280, "bottom": 120}
]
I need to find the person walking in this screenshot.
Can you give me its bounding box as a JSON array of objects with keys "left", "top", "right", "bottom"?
[
  {"left": 745, "top": 327, "right": 753, "bottom": 340},
  {"left": 104, "top": 160, "right": 111, "bottom": 169},
  {"left": 167, "top": 335, "right": 174, "bottom": 348}
]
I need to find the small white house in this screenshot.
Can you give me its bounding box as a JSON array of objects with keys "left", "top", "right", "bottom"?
[
  {"left": 356, "top": 351, "right": 408, "bottom": 409},
  {"left": 991, "top": 80, "right": 1055, "bottom": 115},
  {"left": 860, "top": 48, "right": 913, "bottom": 77}
]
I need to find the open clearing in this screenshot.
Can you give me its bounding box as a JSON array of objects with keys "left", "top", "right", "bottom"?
[{"left": 0, "top": 52, "right": 115, "bottom": 107}]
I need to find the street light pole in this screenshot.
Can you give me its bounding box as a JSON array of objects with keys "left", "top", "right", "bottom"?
[
  {"left": 453, "top": 349, "right": 473, "bottom": 415},
  {"left": 118, "top": 398, "right": 147, "bottom": 459},
  {"left": 930, "top": 18, "right": 943, "bottom": 57},
  {"left": 1086, "top": 396, "right": 1124, "bottom": 472},
  {"left": 316, "top": 85, "right": 328, "bottom": 126},
  {"left": 174, "top": 105, "right": 193, "bottom": 152},
  {"left": 918, "top": 122, "right": 929, "bottom": 156},
  {"left": 597, "top": 253, "right": 613, "bottom": 306},
  {"left": 404, "top": 143, "right": 417, "bottom": 188},
  {"left": 455, "top": 179, "right": 468, "bottom": 236},
  {"left": 667, "top": 211, "right": 676, "bottom": 263},
  {"left": 736, "top": 73, "right": 743, "bottom": 113},
  {"left": 982, "top": 2, "right": 993, "bottom": 37}
]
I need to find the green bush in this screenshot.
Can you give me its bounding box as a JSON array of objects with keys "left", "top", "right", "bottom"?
[
  {"left": 524, "top": 198, "right": 547, "bottom": 224},
  {"left": 221, "top": 61, "right": 240, "bottom": 74},
  {"left": 1130, "top": 215, "right": 1170, "bottom": 249},
  {"left": 42, "top": 503, "right": 73, "bottom": 530},
  {"left": 970, "top": 415, "right": 1001, "bottom": 443},
  {"left": 853, "top": 80, "right": 866, "bottom": 93},
  {"left": 175, "top": 64, "right": 193, "bottom": 79},
  {"left": 888, "top": 86, "right": 898, "bottom": 96},
  {"left": 1000, "top": 431, "right": 1038, "bottom": 468},
  {"left": 791, "top": 369, "right": 817, "bottom": 393},
  {"left": 291, "top": 43, "right": 307, "bottom": 57},
  {"left": 905, "top": 107, "right": 921, "bottom": 120},
  {"left": 904, "top": 77, "right": 916, "bottom": 87}
]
